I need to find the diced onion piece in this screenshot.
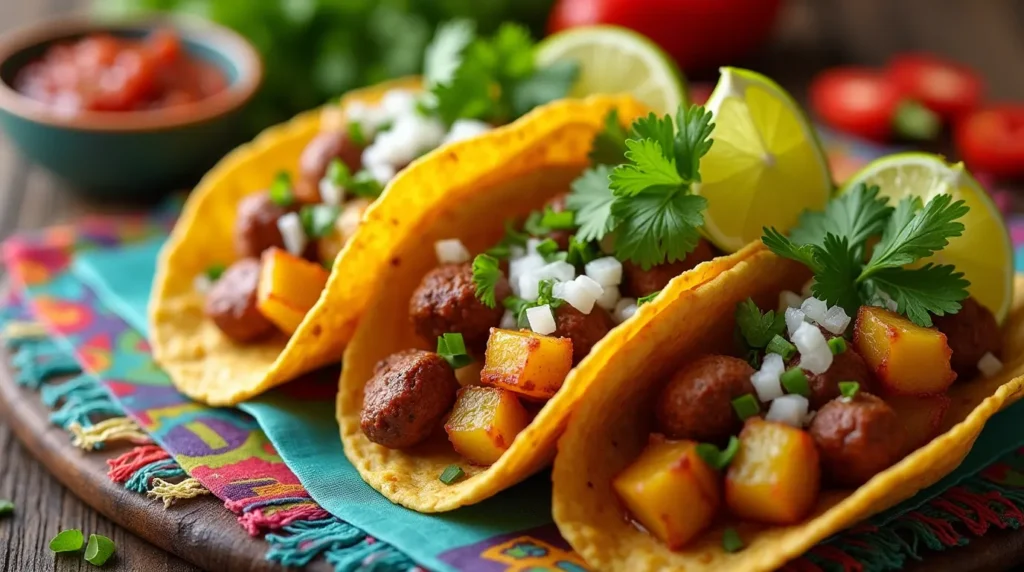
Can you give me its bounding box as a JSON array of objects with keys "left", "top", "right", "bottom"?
[
  {"left": 365, "top": 160, "right": 396, "bottom": 184},
  {"left": 276, "top": 212, "right": 307, "bottom": 256},
  {"left": 785, "top": 307, "right": 806, "bottom": 337},
  {"left": 765, "top": 394, "right": 810, "bottom": 427},
  {"left": 518, "top": 272, "right": 542, "bottom": 302},
  {"left": 778, "top": 290, "right": 804, "bottom": 312},
  {"left": 585, "top": 256, "right": 623, "bottom": 286},
  {"left": 554, "top": 279, "right": 597, "bottom": 315},
  {"left": 792, "top": 322, "right": 833, "bottom": 374},
  {"left": 443, "top": 119, "right": 492, "bottom": 144},
  {"left": 978, "top": 352, "right": 1003, "bottom": 378},
  {"left": 538, "top": 261, "right": 576, "bottom": 283},
  {"left": 800, "top": 297, "right": 827, "bottom": 325},
  {"left": 595, "top": 285, "right": 621, "bottom": 310},
  {"left": 613, "top": 297, "right": 638, "bottom": 324},
  {"left": 750, "top": 353, "right": 786, "bottom": 402},
  {"left": 574, "top": 275, "right": 604, "bottom": 299},
  {"left": 508, "top": 245, "right": 526, "bottom": 260},
  {"left": 526, "top": 305, "right": 556, "bottom": 335},
  {"left": 318, "top": 178, "right": 344, "bottom": 206},
  {"left": 434, "top": 238, "right": 471, "bottom": 264},
  {"left": 193, "top": 274, "right": 212, "bottom": 295},
  {"left": 500, "top": 310, "right": 518, "bottom": 330},
  {"left": 509, "top": 254, "right": 545, "bottom": 295},
  {"left": 820, "top": 305, "right": 851, "bottom": 335},
  {"left": 381, "top": 89, "right": 417, "bottom": 117}
]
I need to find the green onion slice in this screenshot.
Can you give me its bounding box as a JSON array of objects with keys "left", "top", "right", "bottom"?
[
  {"left": 696, "top": 436, "right": 740, "bottom": 471},
  {"left": 300, "top": 204, "right": 341, "bottom": 239},
  {"left": 638, "top": 290, "right": 661, "bottom": 306},
  {"left": 326, "top": 158, "right": 350, "bottom": 188},
  {"left": 839, "top": 381, "right": 860, "bottom": 399},
  {"left": 347, "top": 120, "right": 367, "bottom": 147},
  {"left": 439, "top": 464, "right": 465, "bottom": 485},
  {"left": 780, "top": 367, "right": 810, "bottom": 397},
  {"left": 535, "top": 238, "right": 560, "bottom": 258},
  {"left": 204, "top": 264, "right": 226, "bottom": 281},
  {"left": 828, "top": 336, "right": 847, "bottom": 355},
  {"left": 722, "top": 527, "right": 744, "bottom": 553},
  {"left": 766, "top": 334, "right": 797, "bottom": 361},
  {"left": 269, "top": 171, "right": 295, "bottom": 207},
  {"left": 540, "top": 207, "right": 575, "bottom": 230},
  {"left": 437, "top": 333, "right": 472, "bottom": 369},
  {"left": 731, "top": 393, "right": 760, "bottom": 421}
]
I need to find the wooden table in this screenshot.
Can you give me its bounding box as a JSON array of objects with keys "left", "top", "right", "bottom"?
[{"left": 1, "top": 0, "right": 1023, "bottom": 571}]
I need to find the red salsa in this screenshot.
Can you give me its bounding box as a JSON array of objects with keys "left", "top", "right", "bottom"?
[{"left": 14, "top": 29, "right": 227, "bottom": 114}]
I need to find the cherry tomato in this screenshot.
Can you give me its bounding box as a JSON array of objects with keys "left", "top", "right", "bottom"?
[
  {"left": 547, "top": 0, "right": 784, "bottom": 72},
  {"left": 887, "top": 53, "right": 983, "bottom": 120},
  {"left": 955, "top": 106, "right": 1024, "bottom": 179},
  {"left": 809, "top": 68, "right": 902, "bottom": 141}
]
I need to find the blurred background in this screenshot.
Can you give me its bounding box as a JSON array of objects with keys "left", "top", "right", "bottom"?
[{"left": 0, "top": 0, "right": 1022, "bottom": 240}]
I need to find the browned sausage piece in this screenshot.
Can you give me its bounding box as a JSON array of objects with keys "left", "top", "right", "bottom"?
[
  {"left": 553, "top": 304, "right": 614, "bottom": 364},
  {"left": 295, "top": 131, "right": 365, "bottom": 203},
  {"left": 542, "top": 193, "right": 573, "bottom": 250},
  {"left": 656, "top": 355, "right": 755, "bottom": 444},
  {"left": 933, "top": 296, "right": 1002, "bottom": 377},
  {"left": 204, "top": 258, "right": 276, "bottom": 343},
  {"left": 360, "top": 349, "right": 459, "bottom": 449},
  {"left": 794, "top": 348, "right": 877, "bottom": 410},
  {"left": 234, "top": 191, "right": 292, "bottom": 259},
  {"left": 809, "top": 392, "right": 905, "bottom": 487},
  {"left": 622, "top": 239, "right": 716, "bottom": 297},
  {"left": 409, "top": 263, "right": 510, "bottom": 354}
]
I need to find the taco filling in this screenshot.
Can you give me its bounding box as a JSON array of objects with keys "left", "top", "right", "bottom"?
[
  {"left": 195, "top": 21, "right": 580, "bottom": 345},
  {"left": 610, "top": 183, "right": 1005, "bottom": 551}
]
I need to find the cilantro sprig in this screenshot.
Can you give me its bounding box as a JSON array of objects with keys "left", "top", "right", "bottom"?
[
  {"left": 504, "top": 279, "right": 564, "bottom": 328},
  {"left": 472, "top": 254, "right": 502, "bottom": 308},
  {"left": 735, "top": 298, "right": 786, "bottom": 365},
  {"left": 763, "top": 184, "right": 970, "bottom": 327},
  {"left": 567, "top": 105, "right": 715, "bottom": 270}
]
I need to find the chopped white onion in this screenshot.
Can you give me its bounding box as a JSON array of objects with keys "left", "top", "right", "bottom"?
[
  {"left": 518, "top": 272, "right": 543, "bottom": 301},
  {"left": 538, "top": 260, "right": 576, "bottom": 283},
  {"left": 554, "top": 279, "right": 597, "bottom": 315},
  {"left": 526, "top": 305, "right": 556, "bottom": 335},
  {"left": 765, "top": 394, "right": 810, "bottom": 427},
  {"left": 443, "top": 119, "right": 493, "bottom": 144},
  {"left": 800, "top": 297, "right": 828, "bottom": 325},
  {"left": 380, "top": 89, "right": 418, "bottom": 118},
  {"left": 343, "top": 101, "right": 388, "bottom": 138},
  {"left": 595, "top": 285, "right": 621, "bottom": 310},
  {"left": 434, "top": 238, "right": 471, "bottom": 264},
  {"left": 318, "top": 178, "right": 344, "bottom": 206},
  {"left": 792, "top": 322, "right": 833, "bottom": 374},
  {"left": 778, "top": 290, "right": 804, "bottom": 312},
  {"left": 978, "top": 352, "right": 1003, "bottom": 378},
  {"left": 585, "top": 256, "right": 623, "bottom": 286},
  {"left": 785, "top": 307, "right": 806, "bottom": 337},
  {"left": 613, "top": 298, "right": 638, "bottom": 324},
  {"left": 750, "top": 353, "right": 786, "bottom": 402},
  {"left": 365, "top": 161, "right": 396, "bottom": 185},
  {"left": 193, "top": 274, "right": 212, "bottom": 295},
  {"left": 509, "top": 254, "right": 545, "bottom": 295},
  {"left": 362, "top": 112, "right": 445, "bottom": 170},
  {"left": 500, "top": 310, "right": 518, "bottom": 330},
  {"left": 276, "top": 212, "right": 307, "bottom": 256},
  {"left": 574, "top": 275, "right": 604, "bottom": 299},
  {"left": 820, "top": 305, "right": 852, "bottom": 335}
]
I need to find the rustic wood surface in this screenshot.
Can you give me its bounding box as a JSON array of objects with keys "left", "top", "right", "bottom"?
[{"left": 1, "top": 0, "right": 1023, "bottom": 571}]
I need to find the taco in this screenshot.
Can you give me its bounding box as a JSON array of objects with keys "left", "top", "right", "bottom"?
[
  {"left": 150, "top": 21, "right": 583, "bottom": 405},
  {"left": 335, "top": 69, "right": 833, "bottom": 512},
  {"left": 551, "top": 179, "right": 1024, "bottom": 571}
]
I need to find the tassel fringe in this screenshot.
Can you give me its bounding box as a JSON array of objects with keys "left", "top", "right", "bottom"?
[
  {"left": 68, "top": 417, "right": 151, "bottom": 450},
  {"left": 147, "top": 477, "right": 210, "bottom": 508}
]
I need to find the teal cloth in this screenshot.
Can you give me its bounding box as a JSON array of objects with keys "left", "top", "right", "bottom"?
[{"left": 72, "top": 237, "right": 1024, "bottom": 567}]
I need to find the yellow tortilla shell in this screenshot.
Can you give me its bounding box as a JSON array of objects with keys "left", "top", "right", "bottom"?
[
  {"left": 337, "top": 94, "right": 770, "bottom": 512},
  {"left": 150, "top": 77, "right": 420, "bottom": 406},
  {"left": 552, "top": 249, "right": 1024, "bottom": 572}
]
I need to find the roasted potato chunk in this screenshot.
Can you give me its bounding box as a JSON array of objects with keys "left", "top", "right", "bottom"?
[
  {"left": 613, "top": 438, "right": 720, "bottom": 550},
  {"left": 445, "top": 386, "right": 531, "bottom": 465},
  {"left": 481, "top": 328, "right": 573, "bottom": 400},
  {"left": 256, "top": 247, "right": 330, "bottom": 335},
  {"left": 726, "top": 418, "right": 820, "bottom": 525},
  {"left": 886, "top": 394, "right": 950, "bottom": 454},
  {"left": 853, "top": 306, "right": 955, "bottom": 395}
]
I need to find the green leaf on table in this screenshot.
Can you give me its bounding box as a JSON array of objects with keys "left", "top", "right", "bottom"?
[
  {"left": 49, "top": 529, "right": 84, "bottom": 553},
  {"left": 85, "top": 534, "right": 116, "bottom": 567}
]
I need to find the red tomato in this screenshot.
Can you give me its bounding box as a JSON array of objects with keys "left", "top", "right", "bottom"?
[
  {"left": 955, "top": 106, "right": 1024, "bottom": 178},
  {"left": 547, "top": 0, "right": 784, "bottom": 72},
  {"left": 809, "top": 67, "right": 902, "bottom": 142},
  {"left": 888, "top": 53, "right": 983, "bottom": 120}
]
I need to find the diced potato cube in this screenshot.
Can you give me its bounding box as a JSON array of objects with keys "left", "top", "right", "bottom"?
[
  {"left": 256, "top": 247, "right": 330, "bottom": 335},
  {"left": 726, "top": 418, "right": 820, "bottom": 525},
  {"left": 612, "top": 438, "right": 720, "bottom": 550},
  {"left": 853, "top": 306, "right": 956, "bottom": 395},
  {"left": 445, "top": 386, "right": 531, "bottom": 465},
  {"left": 481, "top": 328, "right": 573, "bottom": 400},
  {"left": 886, "top": 394, "right": 950, "bottom": 454}
]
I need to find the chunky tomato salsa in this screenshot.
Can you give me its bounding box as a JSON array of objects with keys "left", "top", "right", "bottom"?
[{"left": 13, "top": 29, "right": 227, "bottom": 114}]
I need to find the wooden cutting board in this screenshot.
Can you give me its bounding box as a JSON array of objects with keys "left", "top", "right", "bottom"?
[{"left": 0, "top": 346, "right": 332, "bottom": 572}]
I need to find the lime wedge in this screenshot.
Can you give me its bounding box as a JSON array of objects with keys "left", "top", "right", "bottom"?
[
  {"left": 534, "top": 26, "right": 686, "bottom": 115},
  {"left": 696, "top": 67, "right": 833, "bottom": 253},
  {"left": 841, "top": 153, "right": 1013, "bottom": 323}
]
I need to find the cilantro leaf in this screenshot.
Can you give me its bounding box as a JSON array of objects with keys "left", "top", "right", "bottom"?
[
  {"left": 510, "top": 60, "right": 579, "bottom": 119},
  {"left": 610, "top": 138, "right": 684, "bottom": 197},
  {"left": 487, "top": 220, "right": 530, "bottom": 259},
  {"left": 866, "top": 194, "right": 968, "bottom": 273},
  {"left": 489, "top": 23, "right": 535, "bottom": 82},
  {"left": 868, "top": 264, "right": 969, "bottom": 326},
  {"left": 567, "top": 165, "right": 616, "bottom": 242},
  {"left": 673, "top": 105, "right": 715, "bottom": 181},
  {"left": 589, "top": 109, "right": 631, "bottom": 166},
  {"left": 472, "top": 254, "right": 502, "bottom": 308},
  {"left": 810, "top": 234, "right": 863, "bottom": 319},
  {"left": 430, "top": 57, "right": 495, "bottom": 125},
  {"left": 631, "top": 112, "right": 676, "bottom": 161},
  {"left": 348, "top": 170, "right": 385, "bottom": 199},
  {"left": 735, "top": 298, "right": 786, "bottom": 349},
  {"left": 787, "top": 209, "right": 828, "bottom": 247},
  {"left": 790, "top": 183, "right": 893, "bottom": 249},
  {"left": 762, "top": 227, "right": 822, "bottom": 272},
  {"left": 612, "top": 191, "right": 706, "bottom": 270},
  {"left": 423, "top": 20, "right": 475, "bottom": 88}
]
